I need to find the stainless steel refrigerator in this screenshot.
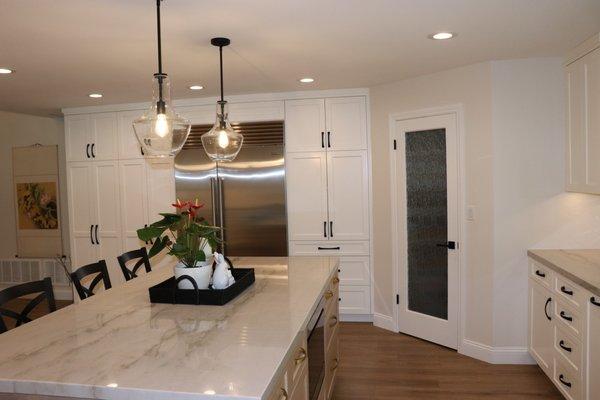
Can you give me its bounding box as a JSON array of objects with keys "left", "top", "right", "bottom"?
[{"left": 174, "top": 121, "right": 287, "bottom": 256}]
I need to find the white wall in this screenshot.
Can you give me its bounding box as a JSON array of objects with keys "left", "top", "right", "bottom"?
[
  {"left": 491, "top": 58, "right": 600, "bottom": 349},
  {"left": 370, "top": 62, "right": 495, "bottom": 346},
  {"left": 0, "top": 110, "right": 67, "bottom": 259}
]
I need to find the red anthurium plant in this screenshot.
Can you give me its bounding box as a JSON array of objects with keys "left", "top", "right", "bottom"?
[{"left": 137, "top": 199, "right": 221, "bottom": 268}]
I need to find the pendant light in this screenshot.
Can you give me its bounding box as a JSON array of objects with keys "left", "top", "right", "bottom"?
[
  {"left": 133, "top": 0, "right": 191, "bottom": 157},
  {"left": 201, "top": 37, "right": 243, "bottom": 162}
]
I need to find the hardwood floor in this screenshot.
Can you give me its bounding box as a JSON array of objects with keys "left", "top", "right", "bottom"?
[
  {"left": 1, "top": 297, "right": 71, "bottom": 331},
  {"left": 334, "top": 323, "right": 563, "bottom": 400}
]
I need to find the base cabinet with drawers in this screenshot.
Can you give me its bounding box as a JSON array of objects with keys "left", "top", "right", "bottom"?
[
  {"left": 528, "top": 258, "right": 599, "bottom": 400},
  {"left": 267, "top": 273, "right": 340, "bottom": 400}
]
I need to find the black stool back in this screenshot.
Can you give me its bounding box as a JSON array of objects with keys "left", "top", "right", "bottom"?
[
  {"left": 71, "top": 260, "right": 112, "bottom": 300},
  {"left": 0, "top": 277, "right": 56, "bottom": 333},
  {"left": 117, "top": 247, "right": 152, "bottom": 281}
]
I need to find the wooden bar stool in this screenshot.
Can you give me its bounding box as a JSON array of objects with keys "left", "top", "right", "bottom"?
[{"left": 117, "top": 247, "right": 152, "bottom": 281}]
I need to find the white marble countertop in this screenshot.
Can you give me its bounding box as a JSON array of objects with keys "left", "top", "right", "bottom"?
[
  {"left": 528, "top": 249, "right": 600, "bottom": 296},
  {"left": 0, "top": 256, "right": 339, "bottom": 400}
]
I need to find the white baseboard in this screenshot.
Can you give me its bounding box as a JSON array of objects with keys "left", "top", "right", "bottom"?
[
  {"left": 340, "top": 313, "right": 373, "bottom": 322},
  {"left": 372, "top": 312, "right": 395, "bottom": 331},
  {"left": 460, "top": 338, "right": 535, "bottom": 364}
]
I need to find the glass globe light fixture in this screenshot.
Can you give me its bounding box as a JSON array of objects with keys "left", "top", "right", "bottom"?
[
  {"left": 133, "top": 0, "right": 191, "bottom": 157},
  {"left": 201, "top": 37, "right": 243, "bottom": 162},
  {"left": 133, "top": 73, "right": 191, "bottom": 157}
]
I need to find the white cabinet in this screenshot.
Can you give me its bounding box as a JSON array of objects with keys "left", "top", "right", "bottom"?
[
  {"left": 119, "top": 159, "right": 148, "bottom": 252},
  {"left": 284, "top": 99, "right": 326, "bottom": 152},
  {"left": 118, "top": 110, "right": 145, "bottom": 159},
  {"left": 146, "top": 158, "right": 176, "bottom": 218},
  {"left": 588, "top": 295, "right": 600, "bottom": 399},
  {"left": 325, "top": 97, "right": 367, "bottom": 151},
  {"left": 529, "top": 280, "right": 554, "bottom": 375},
  {"left": 326, "top": 151, "right": 369, "bottom": 240},
  {"left": 67, "top": 161, "right": 123, "bottom": 285},
  {"left": 65, "top": 113, "right": 118, "bottom": 162},
  {"left": 565, "top": 44, "right": 600, "bottom": 194},
  {"left": 286, "top": 152, "right": 329, "bottom": 241},
  {"left": 285, "top": 97, "right": 367, "bottom": 153}
]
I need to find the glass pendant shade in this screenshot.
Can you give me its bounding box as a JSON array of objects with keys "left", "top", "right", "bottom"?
[
  {"left": 133, "top": 74, "right": 191, "bottom": 157},
  {"left": 201, "top": 101, "right": 243, "bottom": 162}
]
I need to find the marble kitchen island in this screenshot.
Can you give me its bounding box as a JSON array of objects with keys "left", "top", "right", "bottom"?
[{"left": 0, "top": 256, "right": 340, "bottom": 400}]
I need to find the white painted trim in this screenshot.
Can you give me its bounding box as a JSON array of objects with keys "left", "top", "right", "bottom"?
[
  {"left": 373, "top": 313, "right": 395, "bottom": 331},
  {"left": 61, "top": 88, "right": 370, "bottom": 115},
  {"left": 460, "top": 339, "right": 535, "bottom": 365},
  {"left": 389, "top": 104, "right": 466, "bottom": 347},
  {"left": 340, "top": 313, "right": 373, "bottom": 323}
]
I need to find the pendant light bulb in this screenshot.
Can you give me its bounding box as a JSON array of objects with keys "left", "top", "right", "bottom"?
[
  {"left": 201, "top": 38, "right": 244, "bottom": 162},
  {"left": 132, "top": 0, "right": 191, "bottom": 157}
]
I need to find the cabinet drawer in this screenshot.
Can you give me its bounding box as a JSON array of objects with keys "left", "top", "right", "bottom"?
[
  {"left": 289, "top": 241, "right": 369, "bottom": 256},
  {"left": 338, "top": 256, "right": 370, "bottom": 286},
  {"left": 554, "top": 275, "right": 586, "bottom": 311},
  {"left": 554, "top": 358, "right": 582, "bottom": 400},
  {"left": 339, "top": 285, "right": 371, "bottom": 315},
  {"left": 554, "top": 299, "right": 582, "bottom": 338},
  {"left": 554, "top": 325, "right": 583, "bottom": 374},
  {"left": 285, "top": 333, "right": 308, "bottom": 390},
  {"left": 530, "top": 260, "right": 553, "bottom": 288}
]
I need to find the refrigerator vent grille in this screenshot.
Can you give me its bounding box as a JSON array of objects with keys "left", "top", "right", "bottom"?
[{"left": 184, "top": 120, "right": 284, "bottom": 149}]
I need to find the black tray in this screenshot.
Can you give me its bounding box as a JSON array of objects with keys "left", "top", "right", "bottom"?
[{"left": 148, "top": 268, "right": 255, "bottom": 306}]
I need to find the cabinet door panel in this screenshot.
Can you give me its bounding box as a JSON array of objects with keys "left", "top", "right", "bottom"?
[
  {"left": 67, "top": 162, "right": 96, "bottom": 267},
  {"left": 119, "top": 160, "right": 148, "bottom": 253},
  {"left": 65, "top": 115, "right": 90, "bottom": 162},
  {"left": 325, "top": 97, "right": 367, "bottom": 151},
  {"left": 588, "top": 294, "right": 600, "bottom": 400},
  {"left": 90, "top": 113, "right": 118, "bottom": 161},
  {"left": 586, "top": 49, "right": 600, "bottom": 188},
  {"left": 285, "top": 99, "right": 326, "bottom": 152},
  {"left": 338, "top": 256, "right": 370, "bottom": 286},
  {"left": 529, "top": 281, "right": 554, "bottom": 376},
  {"left": 146, "top": 158, "right": 176, "bottom": 267},
  {"left": 118, "top": 110, "right": 145, "bottom": 159},
  {"left": 566, "top": 59, "right": 587, "bottom": 190},
  {"left": 286, "top": 152, "right": 329, "bottom": 241},
  {"left": 327, "top": 151, "right": 369, "bottom": 240},
  {"left": 92, "top": 161, "right": 123, "bottom": 285}
]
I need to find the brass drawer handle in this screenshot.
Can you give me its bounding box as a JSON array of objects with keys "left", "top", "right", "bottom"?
[
  {"left": 294, "top": 347, "right": 307, "bottom": 365},
  {"left": 330, "top": 358, "right": 339, "bottom": 371},
  {"left": 332, "top": 276, "right": 340, "bottom": 285},
  {"left": 329, "top": 316, "right": 338, "bottom": 328},
  {"left": 324, "top": 290, "right": 334, "bottom": 300},
  {"left": 279, "top": 388, "right": 288, "bottom": 400}
]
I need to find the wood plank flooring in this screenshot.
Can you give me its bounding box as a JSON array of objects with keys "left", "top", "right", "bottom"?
[
  {"left": 334, "top": 323, "right": 563, "bottom": 400},
  {"left": 2, "top": 301, "right": 563, "bottom": 399}
]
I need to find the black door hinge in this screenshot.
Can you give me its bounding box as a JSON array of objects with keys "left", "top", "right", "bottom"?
[
  {"left": 396, "top": 294, "right": 400, "bottom": 305},
  {"left": 393, "top": 139, "right": 397, "bottom": 150}
]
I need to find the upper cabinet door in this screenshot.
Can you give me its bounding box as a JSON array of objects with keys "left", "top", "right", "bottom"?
[
  {"left": 325, "top": 97, "right": 367, "bottom": 151},
  {"left": 66, "top": 162, "right": 96, "bottom": 267},
  {"left": 146, "top": 158, "right": 176, "bottom": 219},
  {"left": 285, "top": 99, "right": 326, "bottom": 153},
  {"left": 65, "top": 115, "right": 91, "bottom": 162},
  {"left": 90, "top": 113, "right": 118, "bottom": 161},
  {"left": 119, "top": 159, "right": 148, "bottom": 253},
  {"left": 326, "top": 151, "right": 369, "bottom": 240},
  {"left": 286, "top": 152, "right": 329, "bottom": 241},
  {"left": 118, "top": 110, "right": 145, "bottom": 159}
]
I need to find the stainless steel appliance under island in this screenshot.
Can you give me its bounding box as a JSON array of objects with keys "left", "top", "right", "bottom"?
[{"left": 0, "top": 257, "right": 340, "bottom": 400}]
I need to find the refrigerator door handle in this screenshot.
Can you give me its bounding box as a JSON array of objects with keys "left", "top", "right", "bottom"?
[{"left": 210, "top": 177, "right": 217, "bottom": 226}]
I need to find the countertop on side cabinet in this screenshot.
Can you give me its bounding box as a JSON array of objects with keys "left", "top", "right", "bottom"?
[
  {"left": 528, "top": 249, "right": 600, "bottom": 296},
  {"left": 0, "top": 256, "right": 339, "bottom": 400}
]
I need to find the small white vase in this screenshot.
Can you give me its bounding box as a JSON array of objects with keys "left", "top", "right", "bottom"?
[{"left": 174, "top": 259, "right": 213, "bottom": 290}]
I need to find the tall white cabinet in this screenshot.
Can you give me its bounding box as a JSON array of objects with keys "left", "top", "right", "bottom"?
[
  {"left": 285, "top": 96, "right": 372, "bottom": 319},
  {"left": 65, "top": 111, "right": 175, "bottom": 288}
]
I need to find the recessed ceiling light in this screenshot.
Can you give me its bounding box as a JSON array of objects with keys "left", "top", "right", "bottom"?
[
  {"left": 429, "top": 32, "right": 455, "bottom": 40},
  {"left": 189, "top": 85, "right": 204, "bottom": 90},
  {"left": 88, "top": 93, "right": 103, "bottom": 98},
  {"left": 299, "top": 77, "right": 315, "bottom": 83},
  {"left": 0, "top": 68, "right": 13, "bottom": 74}
]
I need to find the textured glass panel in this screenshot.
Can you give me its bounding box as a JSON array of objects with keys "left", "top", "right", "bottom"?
[{"left": 405, "top": 129, "right": 448, "bottom": 320}]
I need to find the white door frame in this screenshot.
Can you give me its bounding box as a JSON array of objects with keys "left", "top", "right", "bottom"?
[{"left": 389, "top": 104, "right": 466, "bottom": 349}]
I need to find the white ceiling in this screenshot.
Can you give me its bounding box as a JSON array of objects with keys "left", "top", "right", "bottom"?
[{"left": 1, "top": 0, "right": 599, "bottom": 116}]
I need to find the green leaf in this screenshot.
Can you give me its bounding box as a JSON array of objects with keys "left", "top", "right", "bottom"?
[
  {"left": 194, "top": 251, "right": 206, "bottom": 263},
  {"left": 148, "top": 236, "right": 168, "bottom": 258},
  {"left": 149, "top": 213, "right": 181, "bottom": 228},
  {"left": 137, "top": 225, "right": 167, "bottom": 241},
  {"left": 169, "top": 242, "right": 189, "bottom": 258}
]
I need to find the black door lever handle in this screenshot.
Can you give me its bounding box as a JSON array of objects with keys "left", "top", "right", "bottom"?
[{"left": 436, "top": 241, "right": 456, "bottom": 249}]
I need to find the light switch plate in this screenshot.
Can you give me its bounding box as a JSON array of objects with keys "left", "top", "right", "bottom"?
[{"left": 466, "top": 205, "right": 475, "bottom": 221}]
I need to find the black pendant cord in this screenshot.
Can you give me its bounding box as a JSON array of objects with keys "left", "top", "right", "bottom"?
[
  {"left": 155, "top": 0, "right": 165, "bottom": 113},
  {"left": 219, "top": 45, "right": 224, "bottom": 103}
]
